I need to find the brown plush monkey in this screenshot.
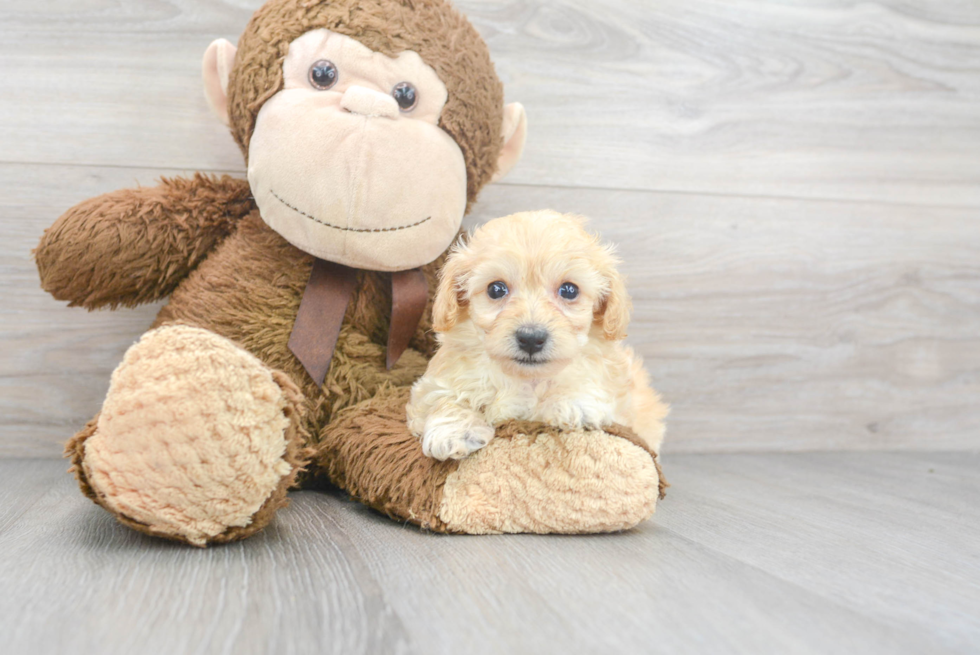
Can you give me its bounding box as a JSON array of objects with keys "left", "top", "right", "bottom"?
[{"left": 35, "top": 0, "right": 663, "bottom": 546}]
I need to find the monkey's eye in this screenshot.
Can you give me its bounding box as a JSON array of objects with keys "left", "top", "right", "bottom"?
[
  {"left": 309, "top": 60, "right": 338, "bottom": 90},
  {"left": 392, "top": 82, "right": 418, "bottom": 111},
  {"left": 487, "top": 281, "right": 509, "bottom": 300},
  {"left": 558, "top": 282, "right": 579, "bottom": 300}
]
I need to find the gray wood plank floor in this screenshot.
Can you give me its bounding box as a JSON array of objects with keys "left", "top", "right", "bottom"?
[{"left": 0, "top": 454, "right": 976, "bottom": 655}]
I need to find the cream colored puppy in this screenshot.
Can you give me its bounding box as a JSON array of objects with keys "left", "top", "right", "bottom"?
[{"left": 407, "top": 210, "right": 668, "bottom": 461}]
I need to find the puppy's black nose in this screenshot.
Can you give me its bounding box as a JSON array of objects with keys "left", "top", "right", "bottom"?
[{"left": 515, "top": 327, "right": 548, "bottom": 355}]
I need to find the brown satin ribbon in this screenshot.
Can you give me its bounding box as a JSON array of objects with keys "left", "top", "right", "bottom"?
[
  {"left": 288, "top": 258, "right": 428, "bottom": 386},
  {"left": 387, "top": 268, "right": 429, "bottom": 370},
  {"left": 288, "top": 258, "right": 357, "bottom": 387}
]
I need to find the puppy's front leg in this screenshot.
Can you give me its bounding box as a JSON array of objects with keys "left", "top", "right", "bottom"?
[
  {"left": 540, "top": 394, "right": 615, "bottom": 432},
  {"left": 419, "top": 403, "right": 495, "bottom": 461},
  {"left": 407, "top": 359, "right": 495, "bottom": 461}
]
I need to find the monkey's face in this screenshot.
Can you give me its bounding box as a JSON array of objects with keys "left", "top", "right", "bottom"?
[{"left": 247, "top": 29, "right": 468, "bottom": 271}]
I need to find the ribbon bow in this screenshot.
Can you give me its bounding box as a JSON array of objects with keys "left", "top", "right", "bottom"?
[{"left": 288, "top": 258, "right": 429, "bottom": 386}]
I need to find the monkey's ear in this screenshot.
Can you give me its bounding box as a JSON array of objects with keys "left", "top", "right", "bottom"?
[
  {"left": 490, "top": 102, "right": 527, "bottom": 183},
  {"left": 202, "top": 38, "right": 238, "bottom": 127}
]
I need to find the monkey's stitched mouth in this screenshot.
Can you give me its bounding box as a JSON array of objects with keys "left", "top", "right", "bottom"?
[{"left": 271, "top": 190, "right": 432, "bottom": 233}]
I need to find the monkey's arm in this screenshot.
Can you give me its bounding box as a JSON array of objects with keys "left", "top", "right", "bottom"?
[{"left": 35, "top": 174, "right": 254, "bottom": 309}]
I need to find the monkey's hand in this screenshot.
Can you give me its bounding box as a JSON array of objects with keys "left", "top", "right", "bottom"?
[{"left": 35, "top": 174, "right": 253, "bottom": 309}]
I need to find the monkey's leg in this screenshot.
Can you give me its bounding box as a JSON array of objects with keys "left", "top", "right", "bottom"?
[
  {"left": 65, "top": 325, "right": 310, "bottom": 546},
  {"left": 313, "top": 386, "right": 665, "bottom": 534}
]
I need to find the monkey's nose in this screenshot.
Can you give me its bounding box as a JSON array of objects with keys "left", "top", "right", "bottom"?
[
  {"left": 340, "top": 86, "right": 399, "bottom": 119},
  {"left": 515, "top": 326, "right": 549, "bottom": 355}
]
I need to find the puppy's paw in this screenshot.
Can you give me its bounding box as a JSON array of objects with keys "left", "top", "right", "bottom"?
[
  {"left": 422, "top": 420, "right": 495, "bottom": 461},
  {"left": 542, "top": 398, "right": 613, "bottom": 432}
]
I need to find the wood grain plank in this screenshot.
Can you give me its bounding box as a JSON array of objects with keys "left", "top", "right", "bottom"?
[
  {"left": 312, "top": 487, "right": 945, "bottom": 655},
  {"left": 1, "top": 163, "right": 178, "bottom": 457},
  {"left": 0, "top": 460, "right": 414, "bottom": 655},
  {"left": 0, "top": 0, "right": 256, "bottom": 36},
  {"left": 657, "top": 452, "right": 980, "bottom": 654},
  {"left": 0, "top": 455, "right": 974, "bottom": 654},
  {"left": 0, "top": 459, "right": 67, "bottom": 534},
  {"left": 0, "top": 0, "right": 978, "bottom": 205},
  {"left": 4, "top": 163, "right": 979, "bottom": 456},
  {"left": 0, "top": 32, "right": 240, "bottom": 174}
]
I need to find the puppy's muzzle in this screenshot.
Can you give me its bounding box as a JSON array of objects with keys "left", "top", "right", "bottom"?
[{"left": 515, "top": 326, "right": 549, "bottom": 356}]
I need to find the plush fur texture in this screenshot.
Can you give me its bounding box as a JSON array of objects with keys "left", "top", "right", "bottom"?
[
  {"left": 80, "top": 326, "right": 306, "bottom": 546},
  {"left": 228, "top": 0, "right": 503, "bottom": 211},
  {"left": 66, "top": 327, "right": 312, "bottom": 546},
  {"left": 36, "top": 174, "right": 254, "bottom": 309},
  {"left": 152, "top": 211, "right": 438, "bottom": 437},
  {"left": 438, "top": 421, "right": 662, "bottom": 534},
  {"left": 313, "top": 388, "right": 666, "bottom": 534},
  {"left": 314, "top": 385, "right": 459, "bottom": 530},
  {"left": 408, "top": 211, "right": 669, "bottom": 460}
]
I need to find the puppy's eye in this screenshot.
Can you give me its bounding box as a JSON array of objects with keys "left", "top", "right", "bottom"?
[
  {"left": 558, "top": 282, "right": 579, "bottom": 300},
  {"left": 309, "top": 60, "right": 338, "bottom": 90},
  {"left": 487, "top": 281, "right": 509, "bottom": 300},
  {"left": 392, "top": 82, "right": 418, "bottom": 111}
]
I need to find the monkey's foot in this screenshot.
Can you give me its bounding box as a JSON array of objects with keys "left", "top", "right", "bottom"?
[
  {"left": 66, "top": 325, "right": 309, "bottom": 546},
  {"left": 439, "top": 422, "right": 663, "bottom": 534},
  {"left": 316, "top": 387, "right": 664, "bottom": 534}
]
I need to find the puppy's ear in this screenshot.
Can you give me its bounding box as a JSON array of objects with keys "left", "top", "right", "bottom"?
[
  {"left": 432, "top": 247, "right": 469, "bottom": 332},
  {"left": 595, "top": 263, "right": 632, "bottom": 341}
]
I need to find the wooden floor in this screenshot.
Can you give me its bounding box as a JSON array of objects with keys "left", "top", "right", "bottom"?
[
  {"left": 2, "top": 1, "right": 979, "bottom": 653},
  {"left": 1, "top": 453, "right": 977, "bottom": 655}
]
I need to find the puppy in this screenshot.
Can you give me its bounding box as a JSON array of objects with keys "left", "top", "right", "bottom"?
[{"left": 407, "top": 210, "right": 668, "bottom": 461}]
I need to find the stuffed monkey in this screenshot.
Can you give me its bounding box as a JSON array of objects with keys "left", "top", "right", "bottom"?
[{"left": 35, "top": 0, "right": 664, "bottom": 546}]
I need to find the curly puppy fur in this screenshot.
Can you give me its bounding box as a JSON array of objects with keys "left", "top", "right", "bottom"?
[{"left": 408, "top": 211, "right": 669, "bottom": 460}]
